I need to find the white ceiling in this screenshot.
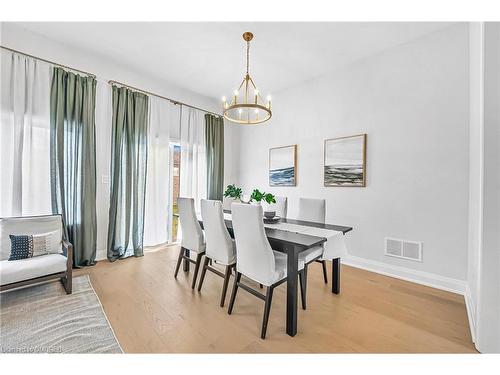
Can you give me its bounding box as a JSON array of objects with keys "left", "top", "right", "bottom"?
[{"left": 13, "top": 22, "right": 454, "bottom": 100}]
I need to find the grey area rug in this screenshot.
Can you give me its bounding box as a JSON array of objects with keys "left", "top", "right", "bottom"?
[{"left": 0, "top": 275, "right": 122, "bottom": 353}]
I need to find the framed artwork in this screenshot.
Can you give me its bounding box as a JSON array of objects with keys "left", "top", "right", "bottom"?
[
  {"left": 324, "top": 134, "right": 367, "bottom": 187},
  {"left": 269, "top": 145, "right": 297, "bottom": 186}
]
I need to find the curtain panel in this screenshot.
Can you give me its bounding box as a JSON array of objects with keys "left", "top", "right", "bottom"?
[
  {"left": 180, "top": 107, "right": 206, "bottom": 213},
  {"left": 143, "top": 96, "right": 177, "bottom": 247},
  {"left": 50, "top": 67, "right": 97, "bottom": 267},
  {"left": 107, "top": 86, "right": 149, "bottom": 261},
  {"left": 204, "top": 114, "right": 224, "bottom": 201},
  {"left": 0, "top": 51, "right": 52, "bottom": 217}
]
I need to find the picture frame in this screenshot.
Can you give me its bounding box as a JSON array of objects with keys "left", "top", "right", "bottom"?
[
  {"left": 324, "top": 134, "right": 367, "bottom": 187},
  {"left": 269, "top": 145, "right": 297, "bottom": 186}
]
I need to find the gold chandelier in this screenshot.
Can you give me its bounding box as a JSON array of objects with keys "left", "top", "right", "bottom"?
[{"left": 222, "top": 32, "right": 272, "bottom": 125}]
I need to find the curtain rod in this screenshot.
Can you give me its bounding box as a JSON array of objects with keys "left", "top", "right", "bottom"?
[
  {"left": 0, "top": 45, "right": 220, "bottom": 118},
  {"left": 0, "top": 45, "right": 97, "bottom": 78},
  {"left": 108, "top": 80, "right": 222, "bottom": 118}
]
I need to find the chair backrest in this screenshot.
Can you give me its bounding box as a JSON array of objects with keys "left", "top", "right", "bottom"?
[
  {"left": 201, "top": 199, "right": 235, "bottom": 264},
  {"left": 222, "top": 197, "right": 237, "bottom": 211},
  {"left": 298, "top": 198, "right": 326, "bottom": 223},
  {"left": 263, "top": 196, "right": 288, "bottom": 218},
  {"left": 231, "top": 203, "right": 276, "bottom": 285},
  {"left": 177, "top": 197, "right": 204, "bottom": 252},
  {"left": 0, "top": 214, "right": 63, "bottom": 261}
]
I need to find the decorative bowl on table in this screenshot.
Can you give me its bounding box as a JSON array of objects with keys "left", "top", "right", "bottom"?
[
  {"left": 263, "top": 213, "right": 280, "bottom": 224},
  {"left": 264, "top": 210, "right": 276, "bottom": 219}
]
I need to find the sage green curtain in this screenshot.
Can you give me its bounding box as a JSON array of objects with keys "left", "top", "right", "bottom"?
[
  {"left": 50, "top": 67, "right": 97, "bottom": 267},
  {"left": 107, "top": 86, "right": 149, "bottom": 261},
  {"left": 204, "top": 114, "right": 224, "bottom": 200}
]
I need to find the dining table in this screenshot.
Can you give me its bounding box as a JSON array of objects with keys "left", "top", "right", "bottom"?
[{"left": 191, "top": 209, "right": 353, "bottom": 337}]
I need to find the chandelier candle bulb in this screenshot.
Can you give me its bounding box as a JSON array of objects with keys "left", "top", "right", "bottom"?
[{"left": 266, "top": 95, "right": 272, "bottom": 110}]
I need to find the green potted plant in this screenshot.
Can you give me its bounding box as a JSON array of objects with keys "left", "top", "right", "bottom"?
[
  {"left": 223, "top": 184, "right": 243, "bottom": 201},
  {"left": 250, "top": 189, "right": 277, "bottom": 219},
  {"left": 249, "top": 189, "right": 276, "bottom": 205}
]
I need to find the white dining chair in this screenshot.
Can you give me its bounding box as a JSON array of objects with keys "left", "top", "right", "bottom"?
[
  {"left": 198, "top": 199, "right": 237, "bottom": 307},
  {"left": 174, "top": 197, "right": 206, "bottom": 289},
  {"left": 228, "top": 203, "right": 307, "bottom": 339},
  {"left": 298, "top": 197, "right": 326, "bottom": 223},
  {"left": 263, "top": 196, "right": 288, "bottom": 218},
  {"left": 222, "top": 197, "right": 237, "bottom": 211},
  {"left": 297, "top": 197, "right": 328, "bottom": 285}
]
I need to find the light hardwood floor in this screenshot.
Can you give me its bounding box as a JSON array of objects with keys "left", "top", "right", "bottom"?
[{"left": 75, "top": 245, "right": 476, "bottom": 353}]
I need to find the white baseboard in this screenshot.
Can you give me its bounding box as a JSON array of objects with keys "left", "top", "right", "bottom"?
[
  {"left": 342, "top": 255, "right": 467, "bottom": 295},
  {"left": 464, "top": 285, "right": 477, "bottom": 343}
]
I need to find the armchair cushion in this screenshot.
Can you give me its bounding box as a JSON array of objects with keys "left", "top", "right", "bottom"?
[
  {"left": 0, "top": 254, "right": 67, "bottom": 286},
  {"left": 0, "top": 215, "right": 63, "bottom": 261}
]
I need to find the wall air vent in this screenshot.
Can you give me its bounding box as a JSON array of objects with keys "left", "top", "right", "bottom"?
[{"left": 384, "top": 237, "right": 422, "bottom": 262}]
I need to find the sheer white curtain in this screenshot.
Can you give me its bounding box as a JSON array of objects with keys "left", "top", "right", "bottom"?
[
  {"left": 143, "top": 96, "right": 178, "bottom": 246},
  {"left": 180, "top": 106, "right": 206, "bottom": 213},
  {"left": 0, "top": 51, "right": 52, "bottom": 217}
]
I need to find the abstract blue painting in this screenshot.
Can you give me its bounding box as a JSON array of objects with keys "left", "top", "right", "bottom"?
[
  {"left": 324, "top": 134, "right": 366, "bottom": 187},
  {"left": 269, "top": 145, "right": 296, "bottom": 186}
]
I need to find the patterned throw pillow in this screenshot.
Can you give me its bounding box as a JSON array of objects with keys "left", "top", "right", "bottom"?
[
  {"left": 8, "top": 235, "right": 34, "bottom": 260},
  {"left": 32, "top": 232, "right": 52, "bottom": 257}
]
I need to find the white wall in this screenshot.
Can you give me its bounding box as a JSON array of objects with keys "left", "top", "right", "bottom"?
[
  {"left": 228, "top": 24, "right": 470, "bottom": 286},
  {"left": 1, "top": 23, "right": 223, "bottom": 259}
]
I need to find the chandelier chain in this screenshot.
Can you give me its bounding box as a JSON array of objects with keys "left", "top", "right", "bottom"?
[{"left": 246, "top": 40, "right": 250, "bottom": 75}]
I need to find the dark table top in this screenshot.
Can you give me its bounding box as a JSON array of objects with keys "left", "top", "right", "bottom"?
[{"left": 190, "top": 210, "right": 353, "bottom": 251}]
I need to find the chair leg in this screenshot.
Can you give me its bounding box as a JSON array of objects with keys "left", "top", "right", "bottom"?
[
  {"left": 220, "top": 265, "right": 233, "bottom": 307},
  {"left": 61, "top": 274, "right": 72, "bottom": 294},
  {"left": 332, "top": 258, "right": 340, "bottom": 294},
  {"left": 174, "top": 247, "right": 184, "bottom": 278},
  {"left": 321, "top": 260, "right": 328, "bottom": 284},
  {"left": 183, "top": 248, "right": 190, "bottom": 272},
  {"left": 261, "top": 286, "right": 274, "bottom": 339},
  {"left": 299, "top": 268, "right": 307, "bottom": 310},
  {"left": 228, "top": 272, "right": 242, "bottom": 314},
  {"left": 197, "top": 256, "right": 210, "bottom": 292},
  {"left": 191, "top": 253, "right": 204, "bottom": 289}
]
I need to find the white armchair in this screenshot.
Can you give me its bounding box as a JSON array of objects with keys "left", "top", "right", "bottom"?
[{"left": 0, "top": 214, "right": 73, "bottom": 294}]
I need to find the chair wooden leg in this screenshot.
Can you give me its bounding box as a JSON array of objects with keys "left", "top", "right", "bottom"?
[
  {"left": 321, "top": 260, "right": 328, "bottom": 284},
  {"left": 332, "top": 258, "right": 340, "bottom": 294},
  {"left": 62, "top": 244, "right": 73, "bottom": 294},
  {"left": 220, "top": 265, "right": 233, "bottom": 307},
  {"left": 197, "top": 256, "right": 210, "bottom": 292},
  {"left": 61, "top": 274, "right": 72, "bottom": 295},
  {"left": 174, "top": 247, "right": 184, "bottom": 278},
  {"left": 228, "top": 272, "right": 242, "bottom": 314},
  {"left": 299, "top": 268, "right": 307, "bottom": 310},
  {"left": 183, "top": 248, "right": 190, "bottom": 272},
  {"left": 191, "top": 253, "right": 204, "bottom": 289},
  {"left": 261, "top": 286, "right": 274, "bottom": 339}
]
